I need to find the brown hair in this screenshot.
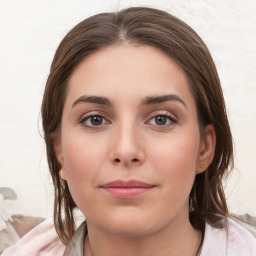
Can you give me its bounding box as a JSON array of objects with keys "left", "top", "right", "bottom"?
[{"left": 41, "top": 7, "right": 233, "bottom": 244}]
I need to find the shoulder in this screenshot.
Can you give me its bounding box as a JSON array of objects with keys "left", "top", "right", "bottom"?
[
  {"left": 200, "top": 217, "right": 256, "bottom": 256},
  {"left": 2, "top": 218, "right": 66, "bottom": 256}
]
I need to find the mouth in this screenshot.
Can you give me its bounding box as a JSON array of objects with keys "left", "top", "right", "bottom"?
[{"left": 100, "top": 179, "right": 156, "bottom": 199}]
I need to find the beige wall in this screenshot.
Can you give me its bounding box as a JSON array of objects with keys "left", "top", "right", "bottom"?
[{"left": 0, "top": 0, "right": 255, "bottom": 219}]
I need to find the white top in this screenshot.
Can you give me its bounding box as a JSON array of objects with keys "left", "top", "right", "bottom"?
[
  {"left": 200, "top": 218, "right": 256, "bottom": 256},
  {"left": 2, "top": 217, "right": 256, "bottom": 256}
]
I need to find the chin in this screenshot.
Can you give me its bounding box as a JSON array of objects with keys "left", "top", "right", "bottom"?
[{"left": 97, "top": 210, "right": 160, "bottom": 237}]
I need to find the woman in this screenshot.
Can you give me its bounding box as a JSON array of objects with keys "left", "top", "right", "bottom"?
[{"left": 3, "top": 6, "right": 256, "bottom": 256}]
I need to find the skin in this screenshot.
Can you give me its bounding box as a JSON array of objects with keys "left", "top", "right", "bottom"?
[{"left": 55, "top": 45, "right": 216, "bottom": 256}]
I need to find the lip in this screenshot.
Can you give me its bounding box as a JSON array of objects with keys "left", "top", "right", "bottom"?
[{"left": 100, "top": 179, "right": 156, "bottom": 199}]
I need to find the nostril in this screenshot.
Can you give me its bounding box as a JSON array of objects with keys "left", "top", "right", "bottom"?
[{"left": 114, "top": 158, "right": 139, "bottom": 163}]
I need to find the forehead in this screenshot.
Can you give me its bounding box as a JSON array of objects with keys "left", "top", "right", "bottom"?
[{"left": 65, "top": 45, "right": 195, "bottom": 108}]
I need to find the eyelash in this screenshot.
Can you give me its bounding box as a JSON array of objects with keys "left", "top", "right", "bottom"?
[
  {"left": 79, "top": 111, "right": 177, "bottom": 128},
  {"left": 146, "top": 112, "right": 177, "bottom": 127},
  {"left": 79, "top": 113, "right": 110, "bottom": 128}
]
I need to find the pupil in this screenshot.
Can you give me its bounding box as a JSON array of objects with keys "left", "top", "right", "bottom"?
[
  {"left": 91, "top": 116, "right": 102, "bottom": 125},
  {"left": 156, "top": 116, "right": 166, "bottom": 125}
]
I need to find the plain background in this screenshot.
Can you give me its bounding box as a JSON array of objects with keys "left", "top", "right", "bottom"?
[{"left": 0, "top": 0, "right": 255, "bottom": 219}]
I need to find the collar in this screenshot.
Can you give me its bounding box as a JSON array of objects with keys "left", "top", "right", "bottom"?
[{"left": 64, "top": 222, "right": 87, "bottom": 256}]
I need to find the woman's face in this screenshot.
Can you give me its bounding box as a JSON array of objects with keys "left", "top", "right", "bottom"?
[{"left": 56, "top": 45, "right": 214, "bottom": 236}]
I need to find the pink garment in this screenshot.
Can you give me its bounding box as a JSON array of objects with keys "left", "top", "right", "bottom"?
[
  {"left": 2, "top": 218, "right": 65, "bottom": 256},
  {"left": 2, "top": 217, "right": 256, "bottom": 255}
]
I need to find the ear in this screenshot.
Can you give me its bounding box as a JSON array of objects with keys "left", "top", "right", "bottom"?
[
  {"left": 196, "top": 124, "right": 216, "bottom": 174},
  {"left": 53, "top": 141, "right": 67, "bottom": 180}
]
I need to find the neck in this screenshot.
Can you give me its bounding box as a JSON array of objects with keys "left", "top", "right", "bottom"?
[{"left": 84, "top": 215, "right": 202, "bottom": 256}]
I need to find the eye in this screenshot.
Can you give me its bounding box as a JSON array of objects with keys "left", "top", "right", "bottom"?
[
  {"left": 148, "top": 114, "right": 177, "bottom": 126},
  {"left": 80, "top": 115, "right": 109, "bottom": 127}
]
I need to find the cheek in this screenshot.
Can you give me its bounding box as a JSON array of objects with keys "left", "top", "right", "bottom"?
[
  {"left": 62, "top": 131, "right": 106, "bottom": 175},
  {"left": 60, "top": 135, "right": 107, "bottom": 203},
  {"left": 151, "top": 131, "right": 199, "bottom": 166},
  {"left": 149, "top": 131, "right": 200, "bottom": 192}
]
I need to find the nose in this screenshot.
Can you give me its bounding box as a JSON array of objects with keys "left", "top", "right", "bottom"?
[{"left": 109, "top": 121, "right": 145, "bottom": 167}]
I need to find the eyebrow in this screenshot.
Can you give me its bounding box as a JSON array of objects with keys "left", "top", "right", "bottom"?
[
  {"left": 72, "top": 94, "right": 187, "bottom": 108},
  {"left": 72, "top": 95, "right": 112, "bottom": 107},
  {"left": 141, "top": 94, "right": 187, "bottom": 108}
]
